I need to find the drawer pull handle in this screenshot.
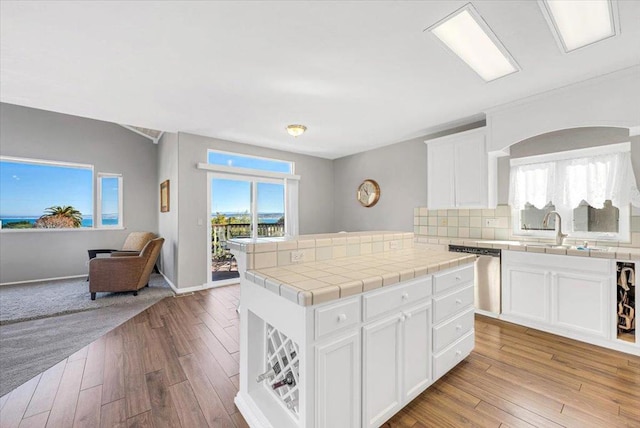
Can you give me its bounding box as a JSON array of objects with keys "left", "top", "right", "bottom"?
[
  {"left": 337, "top": 314, "right": 347, "bottom": 322},
  {"left": 455, "top": 276, "right": 461, "bottom": 281},
  {"left": 455, "top": 299, "right": 462, "bottom": 304},
  {"left": 404, "top": 312, "right": 413, "bottom": 320},
  {"left": 398, "top": 315, "right": 405, "bottom": 323},
  {"left": 401, "top": 293, "right": 409, "bottom": 300},
  {"left": 455, "top": 350, "right": 462, "bottom": 357},
  {"left": 456, "top": 324, "right": 462, "bottom": 330}
]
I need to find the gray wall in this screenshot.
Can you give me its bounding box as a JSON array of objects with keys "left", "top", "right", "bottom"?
[
  {"left": 333, "top": 137, "right": 427, "bottom": 232},
  {"left": 0, "top": 103, "right": 158, "bottom": 284},
  {"left": 157, "top": 132, "right": 179, "bottom": 287},
  {"left": 172, "top": 132, "right": 334, "bottom": 289}
]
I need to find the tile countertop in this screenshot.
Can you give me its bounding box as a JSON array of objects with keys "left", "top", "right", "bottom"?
[
  {"left": 245, "top": 247, "right": 475, "bottom": 307},
  {"left": 418, "top": 237, "right": 640, "bottom": 260}
]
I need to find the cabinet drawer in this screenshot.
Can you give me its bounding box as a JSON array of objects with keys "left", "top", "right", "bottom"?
[
  {"left": 433, "top": 331, "right": 474, "bottom": 380},
  {"left": 433, "top": 307, "right": 475, "bottom": 353},
  {"left": 434, "top": 264, "right": 474, "bottom": 295},
  {"left": 363, "top": 276, "right": 432, "bottom": 321},
  {"left": 315, "top": 297, "right": 361, "bottom": 340},
  {"left": 433, "top": 284, "right": 474, "bottom": 324}
]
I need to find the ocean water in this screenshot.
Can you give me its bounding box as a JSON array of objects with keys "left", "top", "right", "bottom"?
[{"left": 0, "top": 217, "right": 118, "bottom": 228}]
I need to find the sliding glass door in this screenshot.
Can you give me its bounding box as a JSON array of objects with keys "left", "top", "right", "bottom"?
[{"left": 209, "top": 175, "right": 286, "bottom": 284}]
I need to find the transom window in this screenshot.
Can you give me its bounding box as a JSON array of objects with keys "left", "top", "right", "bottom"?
[
  {"left": 0, "top": 156, "right": 123, "bottom": 230},
  {"left": 208, "top": 150, "right": 294, "bottom": 174},
  {"left": 509, "top": 143, "right": 639, "bottom": 241}
]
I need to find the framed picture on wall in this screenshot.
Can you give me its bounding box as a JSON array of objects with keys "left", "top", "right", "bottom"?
[{"left": 160, "top": 180, "right": 170, "bottom": 212}]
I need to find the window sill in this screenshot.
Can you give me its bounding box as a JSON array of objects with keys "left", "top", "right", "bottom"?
[{"left": 0, "top": 227, "right": 126, "bottom": 233}]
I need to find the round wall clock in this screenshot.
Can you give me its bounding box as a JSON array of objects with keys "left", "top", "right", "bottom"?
[{"left": 357, "top": 179, "right": 381, "bottom": 207}]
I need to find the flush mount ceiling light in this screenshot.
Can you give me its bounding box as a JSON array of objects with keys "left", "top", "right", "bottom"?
[
  {"left": 286, "top": 124, "right": 307, "bottom": 137},
  {"left": 538, "top": 0, "right": 618, "bottom": 53},
  {"left": 425, "top": 3, "right": 520, "bottom": 82}
]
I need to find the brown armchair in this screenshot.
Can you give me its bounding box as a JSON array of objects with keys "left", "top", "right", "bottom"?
[
  {"left": 89, "top": 237, "right": 164, "bottom": 300},
  {"left": 87, "top": 231, "right": 156, "bottom": 259}
]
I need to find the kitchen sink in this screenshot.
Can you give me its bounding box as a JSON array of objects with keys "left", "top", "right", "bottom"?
[{"left": 524, "top": 243, "right": 571, "bottom": 249}]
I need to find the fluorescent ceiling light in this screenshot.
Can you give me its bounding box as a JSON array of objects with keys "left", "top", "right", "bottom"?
[
  {"left": 539, "top": 0, "right": 617, "bottom": 52},
  {"left": 426, "top": 4, "right": 520, "bottom": 82}
]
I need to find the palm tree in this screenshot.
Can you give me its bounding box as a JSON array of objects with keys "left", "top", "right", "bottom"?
[{"left": 38, "top": 205, "right": 83, "bottom": 228}]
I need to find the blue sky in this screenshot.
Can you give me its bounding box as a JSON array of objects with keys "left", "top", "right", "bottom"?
[
  {"left": 1, "top": 153, "right": 287, "bottom": 218},
  {"left": 0, "top": 161, "right": 94, "bottom": 217},
  {"left": 208, "top": 152, "right": 288, "bottom": 214}
]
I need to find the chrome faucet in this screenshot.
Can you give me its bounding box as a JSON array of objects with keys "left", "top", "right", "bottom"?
[{"left": 542, "top": 211, "right": 568, "bottom": 246}]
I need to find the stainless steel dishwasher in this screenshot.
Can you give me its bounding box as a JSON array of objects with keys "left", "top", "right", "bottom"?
[{"left": 449, "top": 245, "right": 501, "bottom": 317}]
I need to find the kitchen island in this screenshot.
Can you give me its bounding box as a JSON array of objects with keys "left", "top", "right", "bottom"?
[{"left": 229, "top": 232, "right": 476, "bottom": 428}]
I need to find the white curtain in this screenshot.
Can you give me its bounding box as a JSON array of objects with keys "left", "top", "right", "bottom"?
[
  {"left": 558, "top": 152, "right": 640, "bottom": 209},
  {"left": 509, "top": 161, "right": 555, "bottom": 209},
  {"left": 509, "top": 150, "right": 640, "bottom": 210},
  {"left": 285, "top": 178, "right": 299, "bottom": 237}
]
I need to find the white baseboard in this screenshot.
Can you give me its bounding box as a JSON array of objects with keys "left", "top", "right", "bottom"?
[
  {"left": 0, "top": 274, "right": 86, "bottom": 287},
  {"left": 159, "top": 270, "right": 239, "bottom": 295}
]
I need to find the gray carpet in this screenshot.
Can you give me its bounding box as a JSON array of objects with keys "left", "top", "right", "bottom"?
[
  {"left": 0, "top": 274, "right": 173, "bottom": 325},
  {"left": 0, "top": 274, "right": 174, "bottom": 396}
]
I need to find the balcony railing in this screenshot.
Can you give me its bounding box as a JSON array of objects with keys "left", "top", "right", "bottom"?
[{"left": 211, "top": 223, "right": 285, "bottom": 276}]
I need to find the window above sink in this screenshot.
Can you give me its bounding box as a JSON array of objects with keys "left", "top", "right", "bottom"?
[{"left": 509, "top": 142, "right": 639, "bottom": 242}]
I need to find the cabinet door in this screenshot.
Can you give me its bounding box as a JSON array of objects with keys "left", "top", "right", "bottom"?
[
  {"left": 552, "top": 272, "right": 611, "bottom": 338},
  {"left": 362, "top": 314, "right": 402, "bottom": 428},
  {"left": 427, "top": 142, "right": 455, "bottom": 209},
  {"left": 402, "top": 302, "right": 432, "bottom": 401},
  {"left": 502, "top": 265, "right": 549, "bottom": 323},
  {"left": 454, "top": 134, "right": 487, "bottom": 208},
  {"left": 316, "top": 331, "right": 361, "bottom": 428}
]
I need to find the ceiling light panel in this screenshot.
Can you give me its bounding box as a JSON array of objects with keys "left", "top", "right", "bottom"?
[
  {"left": 426, "top": 4, "right": 520, "bottom": 82},
  {"left": 539, "top": 0, "right": 617, "bottom": 53}
]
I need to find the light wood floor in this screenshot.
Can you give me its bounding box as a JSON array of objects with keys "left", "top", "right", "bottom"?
[{"left": 1, "top": 284, "right": 639, "bottom": 428}]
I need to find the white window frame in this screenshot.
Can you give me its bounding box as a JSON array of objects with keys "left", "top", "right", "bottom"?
[
  {"left": 0, "top": 155, "right": 125, "bottom": 231},
  {"left": 96, "top": 173, "right": 124, "bottom": 228},
  {"left": 207, "top": 149, "right": 295, "bottom": 175},
  {"left": 510, "top": 144, "right": 632, "bottom": 242}
]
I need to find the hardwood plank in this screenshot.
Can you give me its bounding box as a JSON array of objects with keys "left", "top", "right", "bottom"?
[
  {"left": 474, "top": 401, "right": 536, "bottom": 428},
  {"left": 24, "top": 360, "right": 65, "bottom": 418},
  {"left": 168, "top": 381, "right": 208, "bottom": 428},
  {"left": 224, "top": 325, "right": 240, "bottom": 344},
  {"left": 126, "top": 411, "right": 154, "bottom": 428},
  {"left": 198, "top": 295, "right": 233, "bottom": 328},
  {"left": 100, "top": 398, "right": 127, "bottom": 428},
  {"left": 144, "top": 370, "right": 181, "bottom": 428},
  {"left": 136, "top": 322, "right": 165, "bottom": 375},
  {"left": 160, "top": 314, "right": 194, "bottom": 355},
  {"left": 199, "top": 311, "right": 239, "bottom": 353},
  {"left": 68, "top": 345, "right": 89, "bottom": 362},
  {"left": 1, "top": 374, "right": 42, "bottom": 428},
  {"left": 229, "top": 374, "right": 239, "bottom": 389},
  {"left": 0, "top": 391, "right": 9, "bottom": 411},
  {"left": 154, "top": 329, "right": 187, "bottom": 386},
  {"left": 560, "top": 404, "right": 626, "bottom": 428},
  {"left": 123, "top": 338, "right": 151, "bottom": 418},
  {"left": 195, "top": 324, "right": 239, "bottom": 377},
  {"left": 445, "top": 373, "right": 563, "bottom": 428},
  {"left": 189, "top": 337, "right": 238, "bottom": 415},
  {"left": 102, "top": 334, "right": 125, "bottom": 405},
  {"left": 178, "top": 353, "right": 235, "bottom": 427},
  {"left": 46, "top": 358, "right": 85, "bottom": 428},
  {"left": 229, "top": 411, "right": 249, "bottom": 428},
  {"left": 72, "top": 385, "right": 101, "bottom": 428},
  {"left": 18, "top": 412, "right": 49, "bottom": 428},
  {"left": 146, "top": 302, "right": 165, "bottom": 329},
  {"left": 81, "top": 336, "right": 106, "bottom": 391}
]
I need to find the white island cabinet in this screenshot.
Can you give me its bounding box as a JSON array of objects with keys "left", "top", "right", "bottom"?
[{"left": 232, "top": 234, "right": 475, "bottom": 428}]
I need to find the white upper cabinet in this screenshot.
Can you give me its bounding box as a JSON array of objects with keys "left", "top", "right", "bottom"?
[{"left": 426, "top": 127, "right": 495, "bottom": 209}]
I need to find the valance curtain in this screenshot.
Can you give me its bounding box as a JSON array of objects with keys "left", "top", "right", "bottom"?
[{"left": 509, "top": 150, "right": 640, "bottom": 210}]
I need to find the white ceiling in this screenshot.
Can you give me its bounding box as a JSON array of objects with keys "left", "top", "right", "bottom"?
[{"left": 1, "top": 1, "right": 639, "bottom": 159}]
